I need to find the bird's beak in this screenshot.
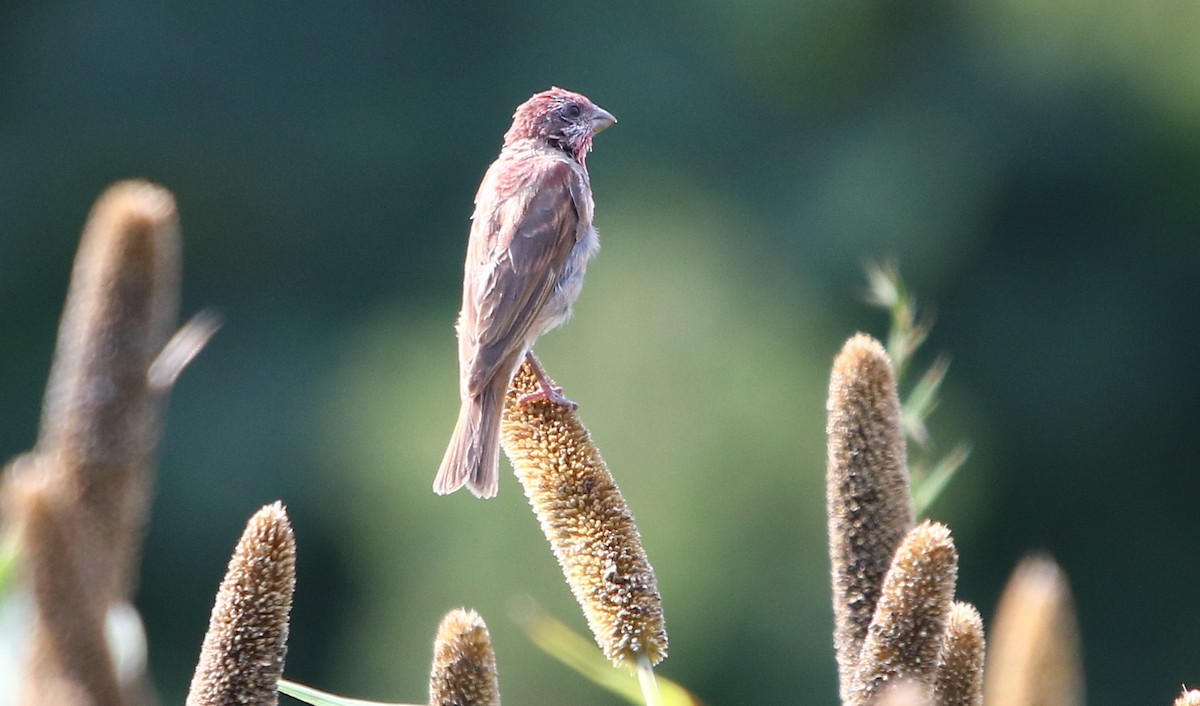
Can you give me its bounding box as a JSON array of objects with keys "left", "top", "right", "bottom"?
[{"left": 591, "top": 106, "right": 617, "bottom": 133}]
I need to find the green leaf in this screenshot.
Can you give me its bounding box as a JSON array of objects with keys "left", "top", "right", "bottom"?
[
  {"left": 901, "top": 355, "right": 950, "bottom": 445},
  {"left": 511, "top": 599, "right": 702, "bottom": 706},
  {"left": 277, "top": 678, "right": 421, "bottom": 706},
  {"left": 0, "top": 530, "right": 21, "bottom": 600},
  {"left": 913, "top": 444, "right": 971, "bottom": 517}
]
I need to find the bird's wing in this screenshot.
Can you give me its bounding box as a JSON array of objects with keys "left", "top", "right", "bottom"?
[{"left": 461, "top": 157, "right": 584, "bottom": 396}]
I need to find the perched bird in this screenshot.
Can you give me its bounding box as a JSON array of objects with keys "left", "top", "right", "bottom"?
[{"left": 435, "top": 87, "right": 616, "bottom": 498}]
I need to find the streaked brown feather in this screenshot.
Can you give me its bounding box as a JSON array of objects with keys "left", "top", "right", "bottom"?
[{"left": 462, "top": 157, "right": 583, "bottom": 396}]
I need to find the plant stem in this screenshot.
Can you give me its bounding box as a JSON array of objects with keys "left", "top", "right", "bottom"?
[{"left": 636, "top": 653, "right": 662, "bottom": 706}]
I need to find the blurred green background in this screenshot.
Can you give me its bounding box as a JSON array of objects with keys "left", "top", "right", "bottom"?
[{"left": 2, "top": 1, "right": 1199, "bottom": 704}]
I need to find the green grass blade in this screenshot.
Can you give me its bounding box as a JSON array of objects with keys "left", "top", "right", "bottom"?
[
  {"left": 913, "top": 444, "right": 971, "bottom": 517},
  {"left": 277, "top": 678, "right": 421, "bottom": 706}
]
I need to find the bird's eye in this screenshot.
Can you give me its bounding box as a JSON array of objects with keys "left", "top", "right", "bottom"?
[{"left": 563, "top": 103, "right": 582, "bottom": 119}]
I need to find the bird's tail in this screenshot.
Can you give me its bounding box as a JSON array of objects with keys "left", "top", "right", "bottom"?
[{"left": 434, "top": 382, "right": 505, "bottom": 499}]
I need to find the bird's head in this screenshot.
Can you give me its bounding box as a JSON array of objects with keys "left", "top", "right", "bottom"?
[{"left": 504, "top": 87, "right": 616, "bottom": 162}]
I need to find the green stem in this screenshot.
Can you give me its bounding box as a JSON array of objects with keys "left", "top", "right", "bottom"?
[{"left": 636, "top": 653, "right": 662, "bottom": 706}]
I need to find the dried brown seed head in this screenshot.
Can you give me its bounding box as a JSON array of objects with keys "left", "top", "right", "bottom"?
[
  {"left": 984, "top": 555, "right": 1084, "bottom": 706},
  {"left": 853, "top": 521, "right": 958, "bottom": 706},
  {"left": 500, "top": 359, "right": 667, "bottom": 668},
  {"left": 3, "top": 454, "right": 121, "bottom": 706},
  {"left": 873, "top": 679, "right": 934, "bottom": 706},
  {"left": 933, "top": 601, "right": 985, "bottom": 706},
  {"left": 35, "top": 180, "right": 182, "bottom": 603},
  {"left": 38, "top": 179, "right": 180, "bottom": 467},
  {"left": 827, "top": 333, "right": 915, "bottom": 701},
  {"left": 429, "top": 608, "right": 501, "bottom": 706},
  {"left": 186, "top": 502, "right": 296, "bottom": 706}
]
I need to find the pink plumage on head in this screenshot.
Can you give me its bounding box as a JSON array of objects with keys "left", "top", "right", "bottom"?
[{"left": 503, "top": 87, "right": 602, "bottom": 159}]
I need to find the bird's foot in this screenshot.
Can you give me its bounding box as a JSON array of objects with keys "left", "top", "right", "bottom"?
[
  {"left": 519, "top": 352, "right": 578, "bottom": 409},
  {"left": 517, "top": 384, "right": 577, "bottom": 409}
]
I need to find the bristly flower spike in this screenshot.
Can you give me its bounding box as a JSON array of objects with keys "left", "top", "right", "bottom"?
[
  {"left": 852, "top": 520, "right": 958, "bottom": 706},
  {"left": 429, "top": 608, "right": 501, "bottom": 706},
  {"left": 499, "top": 357, "right": 667, "bottom": 670},
  {"left": 2, "top": 455, "right": 122, "bottom": 706},
  {"left": 826, "top": 333, "right": 915, "bottom": 702},
  {"left": 874, "top": 679, "right": 934, "bottom": 706},
  {"left": 933, "top": 601, "right": 985, "bottom": 706},
  {"left": 186, "top": 502, "right": 296, "bottom": 706},
  {"left": 35, "top": 180, "right": 182, "bottom": 604},
  {"left": 984, "top": 555, "right": 1084, "bottom": 706}
]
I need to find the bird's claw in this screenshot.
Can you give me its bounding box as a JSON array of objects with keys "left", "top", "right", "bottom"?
[
  {"left": 520, "top": 351, "right": 578, "bottom": 409},
  {"left": 517, "top": 384, "right": 578, "bottom": 409}
]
